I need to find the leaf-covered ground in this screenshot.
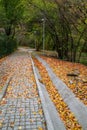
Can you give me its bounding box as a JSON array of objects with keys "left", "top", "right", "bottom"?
[
  {"left": 33, "top": 57, "right": 82, "bottom": 130},
  {"left": 4, "top": 53, "right": 38, "bottom": 99},
  {"left": 0, "top": 50, "right": 46, "bottom": 130},
  {"left": 0, "top": 49, "right": 86, "bottom": 130},
  {"left": 0, "top": 56, "right": 11, "bottom": 92},
  {"left": 40, "top": 56, "right": 87, "bottom": 105},
  {"left": 0, "top": 53, "right": 22, "bottom": 93}
]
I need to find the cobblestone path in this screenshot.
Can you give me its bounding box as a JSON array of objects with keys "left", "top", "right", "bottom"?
[{"left": 0, "top": 49, "right": 47, "bottom": 130}]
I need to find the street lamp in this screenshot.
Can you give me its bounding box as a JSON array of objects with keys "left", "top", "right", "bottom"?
[
  {"left": 34, "top": 31, "right": 36, "bottom": 50},
  {"left": 42, "top": 18, "right": 45, "bottom": 54}
]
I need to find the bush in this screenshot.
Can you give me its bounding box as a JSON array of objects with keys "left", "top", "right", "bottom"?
[
  {"left": 6, "top": 37, "right": 18, "bottom": 54},
  {"left": 0, "top": 34, "right": 7, "bottom": 57},
  {"left": 0, "top": 34, "right": 18, "bottom": 58}
]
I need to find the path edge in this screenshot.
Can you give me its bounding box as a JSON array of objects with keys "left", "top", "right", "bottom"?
[
  {"left": 30, "top": 55, "right": 55, "bottom": 130},
  {"left": 0, "top": 77, "right": 12, "bottom": 101}
]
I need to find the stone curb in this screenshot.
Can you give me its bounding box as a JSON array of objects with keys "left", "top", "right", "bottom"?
[
  {"left": 30, "top": 55, "right": 66, "bottom": 130},
  {"left": 36, "top": 55, "right": 87, "bottom": 130},
  {"left": 31, "top": 56, "right": 54, "bottom": 130},
  {"left": 0, "top": 77, "right": 12, "bottom": 101}
]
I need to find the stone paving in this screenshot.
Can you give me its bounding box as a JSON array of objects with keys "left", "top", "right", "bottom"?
[
  {"left": 0, "top": 50, "right": 47, "bottom": 130},
  {"left": 0, "top": 98, "right": 46, "bottom": 130}
]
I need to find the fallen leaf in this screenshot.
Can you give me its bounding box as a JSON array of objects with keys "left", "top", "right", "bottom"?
[
  {"left": 0, "top": 122, "right": 3, "bottom": 128},
  {"left": 38, "top": 127, "right": 43, "bottom": 130},
  {"left": 10, "top": 122, "right": 14, "bottom": 128},
  {"left": 18, "top": 126, "right": 22, "bottom": 130}
]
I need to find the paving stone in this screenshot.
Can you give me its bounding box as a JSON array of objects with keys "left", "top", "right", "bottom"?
[
  {"left": 14, "top": 126, "right": 19, "bottom": 130},
  {"left": 2, "top": 128, "right": 7, "bottom": 130},
  {"left": 7, "top": 127, "right": 13, "bottom": 130},
  {"left": 14, "top": 121, "right": 20, "bottom": 126},
  {"left": 14, "top": 128, "right": 18, "bottom": 130},
  {"left": 3, "top": 124, "right": 8, "bottom": 128},
  {"left": 4, "top": 120, "right": 8, "bottom": 123}
]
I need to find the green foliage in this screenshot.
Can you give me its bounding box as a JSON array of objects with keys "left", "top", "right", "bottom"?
[
  {"left": 6, "top": 37, "right": 18, "bottom": 54},
  {"left": 0, "top": 0, "right": 86, "bottom": 64},
  {"left": 0, "top": 34, "right": 7, "bottom": 57},
  {"left": 0, "top": 0, "right": 24, "bottom": 25},
  {"left": 0, "top": 0, "right": 24, "bottom": 57},
  {"left": 0, "top": 34, "right": 18, "bottom": 57}
]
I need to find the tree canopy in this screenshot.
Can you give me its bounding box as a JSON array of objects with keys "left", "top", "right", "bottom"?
[{"left": 0, "top": 0, "right": 87, "bottom": 64}]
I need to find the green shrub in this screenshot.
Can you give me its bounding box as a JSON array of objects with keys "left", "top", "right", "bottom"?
[
  {"left": 6, "top": 37, "right": 18, "bottom": 54},
  {"left": 0, "top": 34, "right": 18, "bottom": 57}
]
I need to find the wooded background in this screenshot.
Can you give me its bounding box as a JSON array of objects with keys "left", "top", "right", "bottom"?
[{"left": 0, "top": 0, "right": 87, "bottom": 64}]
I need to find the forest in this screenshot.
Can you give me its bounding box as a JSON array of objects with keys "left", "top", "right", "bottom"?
[{"left": 0, "top": 0, "right": 87, "bottom": 64}]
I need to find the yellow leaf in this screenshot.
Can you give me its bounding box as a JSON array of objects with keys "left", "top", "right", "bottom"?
[
  {"left": 38, "top": 127, "right": 43, "bottom": 130},
  {"left": 18, "top": 126, "right": 22, "bottom": 130},
  {"left": 0, "top": 123, "right": 3, "bottom": 128}
]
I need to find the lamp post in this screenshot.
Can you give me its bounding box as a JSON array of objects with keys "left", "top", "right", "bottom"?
[
  {"left": 42, "top": 18, "right": 45, "bottom": 54},
  {"left": 34, "top": 31, "right": 36, "bottom": 50}
]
